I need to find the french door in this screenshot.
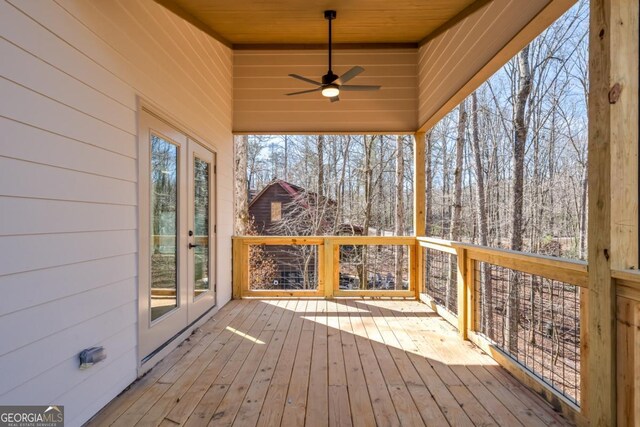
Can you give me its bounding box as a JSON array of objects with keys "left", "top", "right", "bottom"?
[{"left": 139, "top": 110, "right": 216, "bottom": 361}]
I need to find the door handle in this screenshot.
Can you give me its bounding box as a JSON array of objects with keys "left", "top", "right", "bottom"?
[{"left": 188, "top": 243, "right": 201, "bottom": 249}]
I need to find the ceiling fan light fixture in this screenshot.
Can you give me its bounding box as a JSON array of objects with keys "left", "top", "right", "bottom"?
[
  {"left": 321, "top": 85, "right": 339, "bottom": 98},
  {"left": 284, "top": 10, "right": 380, "bottom": 101}
]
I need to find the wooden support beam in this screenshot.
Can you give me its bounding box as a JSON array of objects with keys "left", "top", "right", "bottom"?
[
  {"left": 466, "top": 257, "right": 476, "bottom": 334},
  {"left": 456, "top": 248, "right": 467, "bottom": 339},
  {"left": 413, "top": 132, "right": 426, "bottom": 236},
  {"left": 416, "top": 243, "right": 424, "bottom": 298},
  {"left": 587, "top": 0, "right": 639, "bottom": 425},
  {"left": 409, "top": 243, "right": 418, "bottom": 298},
  {"left": 323, "top": 239, "right": 334, "bottom": 298},
  {"left": 232, "top": 238, "right": 242, "bottom": 299}
]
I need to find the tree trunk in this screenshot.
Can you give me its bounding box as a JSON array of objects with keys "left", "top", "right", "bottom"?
[
  {"left": 317, "top": 135, "right": 324, "bottom": 197},
  {"left": 442, "top": 136, "right": 450, "bottom": 238},
  {"left": 283, "top": 135, "right": 289, "bottom": 181},
  {"left": 234, "top": 135, "right": 249, "bottom": 235},
  {"left": 471, "top": 93, "right": 493, "bottom": 335},
  {"left": 507, "top": 45, "right": 532, "bottom": 354},
  {"left": 334, "top": 136, "right": 351, "bottom": 231},
  {"left": 449, "top": 102, "right": 466, "bottom": 308},
  {"left": 579, "top": 161, "right": 588, "bottom": 259},
  {"left": 361, "top": 135, "right": 374, "bottom": 289},
  {"left": 425, "top": 131, "right": 433, "bottom": 236},
  {"left": 395, "top": 135, "right": 404, "bottom": 289}
]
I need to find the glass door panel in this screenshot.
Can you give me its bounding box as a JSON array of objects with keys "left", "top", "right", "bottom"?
[
  {"left": 187, "top": 140, "right": 215, "bottom": 324},
  {"left": 150, "top": 134, "right": 179, "bottom": 321},
  {"left": 193, "top": 157, "right": 210, "bottom": 298}
]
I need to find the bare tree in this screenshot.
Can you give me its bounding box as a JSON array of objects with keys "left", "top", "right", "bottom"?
[
  {"left": 317, "top": 135, "right": 325, "bottom": 198},
  {"left": 504, "top": 45, "right": 532, "bottom": 353},
  {"left": 395, "top": 135, "right": 405, "bottom": 289},
  {"left": 234, "top": 135, "right": 249, "bottom": 235},
  {"left": 425, "top": 131, "right": 433, "bottom": 236},
  {"left": 471, "top": 92, "right": 494, "bottom": 335}
]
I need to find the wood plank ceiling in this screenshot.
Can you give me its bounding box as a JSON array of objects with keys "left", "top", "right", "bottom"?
[{"left": 156, "top": 0, "right": 480, "bottom": 46}]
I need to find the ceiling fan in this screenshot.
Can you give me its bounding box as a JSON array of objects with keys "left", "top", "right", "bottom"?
[{"left": 285, "top": 10, "right": 381, "bottom": 102}]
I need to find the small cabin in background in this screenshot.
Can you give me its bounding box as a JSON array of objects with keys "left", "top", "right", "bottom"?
[
  {"left": 247, "top": 180, "right": 364, "bottom": 290},
  {"left": 248, "top": 179, "right": 309, "bottom": 235},
  {"left": 249, "top": 179, "right": 363, "bottom": 236}
]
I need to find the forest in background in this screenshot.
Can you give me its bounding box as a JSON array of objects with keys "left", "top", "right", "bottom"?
[{"left": 235, "top": 0, "right": 589, "bottom": 261}]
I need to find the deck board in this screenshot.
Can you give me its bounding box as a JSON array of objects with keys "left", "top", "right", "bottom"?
[{"left": 89, "top": 299, "right": 574, "bottom": 426}]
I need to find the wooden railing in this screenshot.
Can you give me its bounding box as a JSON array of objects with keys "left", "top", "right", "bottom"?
[
  {"left": 231, "top": 235, "right": 640, "bottom": 424},
  {"left": 232, "top": 236, "right": 417, "bottom": 298},
  {"left": 610, "top": 268, "right": 640, "bottom": 427},
  {"left": 417, "top": 237, "right": 587, "bottom": 423}
]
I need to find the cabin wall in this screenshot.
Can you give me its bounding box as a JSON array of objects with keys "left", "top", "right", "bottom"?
[
  {"left": 249, "top": 185, "right": 295, "bottom": 235},
  {"left": 0, "top": 1, "right": 233, "bottom": 425},
  {"left": 233, "top": 48, "right": 418, "bottom": 133},
  {"left": 416, "top": 0, "right": 575, "bottom": 131}
]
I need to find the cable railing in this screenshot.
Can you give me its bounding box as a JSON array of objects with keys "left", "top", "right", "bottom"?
[
  {"left": 417, "top": 237, "right": 587, "bottom": 418},
  {"left": 474, "top": 260, "right": 581, "bottom": 405},
  {"left": 232, "top": 236, "right": 417, "bottom": 298}
]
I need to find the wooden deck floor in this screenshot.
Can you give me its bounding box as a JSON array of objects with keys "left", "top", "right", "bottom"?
[{"left": 89, "top": 299, "right": 572, "bottom": 426}]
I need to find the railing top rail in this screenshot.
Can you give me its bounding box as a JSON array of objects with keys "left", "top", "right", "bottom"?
[
  {"left": 417, "top": 236, "right": 587, "bottom": 288},
  {"left": 453, "top": 241, "right": 588, "bottom": 268},
  {"left": 233, "top": 235, "right": 416, "bottom": 245},
  {"left": 611, "top": 268, "right": 640, "bottom": 284},
  {"left": 416, "top": 236, "right": 454, "bottom": 247},
  {"left": 456, "top": 242, "right": 588, "bottom": 288},
  {"left": 612, "top": 269, "right": 640, "bottom": 302},
  {"left": 233, "top": 236, "right": 325, "bottom": 245},
  {"left": 328, "top": 236, "right": 416, "bottom": 245}
]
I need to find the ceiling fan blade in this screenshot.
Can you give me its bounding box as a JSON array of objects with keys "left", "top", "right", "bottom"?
[
  {"left": 286, "top": 87, "right": 323, "bottom": 96},
  {"left": 340, "top": 85, "right": 381, "bottom": 91},
  {"left": 288, "top": 74, "right": 322, "bottom": 86},
  {"left": 335, "top": 66, "right": 364, "bottom": 85},
  {"left": 330, "top": 96, "right": 340, "bottom": 103}
]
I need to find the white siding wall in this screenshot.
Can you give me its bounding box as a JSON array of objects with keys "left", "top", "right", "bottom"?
[{"left": 0, "top": 0, "right": 233, "bottom": 425}]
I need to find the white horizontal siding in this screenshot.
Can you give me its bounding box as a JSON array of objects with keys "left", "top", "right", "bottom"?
[
  {"left": 0, "top": 299, "right": 136, "bottom": 396},
  {"left": 0, "top": 156, "right": 137, "bottom": 205},
  {"left": 0, "top": 254, "right": 136, "bottom": 317},
  {"left": 0, "top": 117, "right": 137, "bottom": 182},
  {"left": 0, "top": 77, "right": 137, "bottom": 158},
  {"left": 0, "top": 0, "right": 233, "bottom": 425}
]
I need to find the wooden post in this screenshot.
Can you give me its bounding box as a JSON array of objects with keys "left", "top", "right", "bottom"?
[
  {"left": 323, "top": 238, "right": 334, "bottom": 298},
  {"left": 587, "top": 0, "right": 639, "bottom": 425},
  {"left": 415, "top": 242, "right": 424, "bottom": 299},
  {"left": 413, "top": 132, "right": 426, "bottom": 237},
  {"left": 409, "top": 243, "right": 418, "bottom": 298},
  {"left": 414, "top": 132, "right": 426, "bottom": 302},
  {"left": 232, "top": 237, "right": 242, "bottom": 299},
  {"left": 466, "top": 256, "right": 475, "bottom": 334},
  {"left": 456, "top": 247, "right": 467, "bottom": 339}
]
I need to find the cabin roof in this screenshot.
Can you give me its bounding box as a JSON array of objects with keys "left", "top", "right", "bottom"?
[{"left": 248, "top": 179, "right": 335, "bottom": 209}]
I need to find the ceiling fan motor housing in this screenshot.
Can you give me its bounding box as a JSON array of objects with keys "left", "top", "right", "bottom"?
[
  {"left": 324, "top": 10, "right": 336, "bottom": 20},
  {"left": 322, "top": 72, "right": 339, "bottom": 85}
]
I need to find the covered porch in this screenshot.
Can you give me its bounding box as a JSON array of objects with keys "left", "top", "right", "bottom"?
[
  {"left": 0, "top": 0, "right": 637, "bottom": 425},
  {"left": 89, "top": 298, "right": 571, "bottom": 426}
]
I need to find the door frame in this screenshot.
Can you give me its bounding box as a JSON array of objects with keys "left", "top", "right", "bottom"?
[{"left": 137, "top": 105, "right": 218, "bottom": 373}]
